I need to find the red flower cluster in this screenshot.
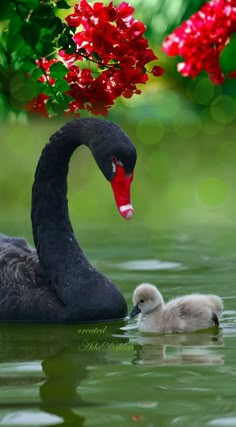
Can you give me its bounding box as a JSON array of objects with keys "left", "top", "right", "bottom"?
[
  {"left": 27, "top": 58, "right": 58, "bottom": 117},
  {"left": 162, "top": 0, "right": 236, "bottom": 84},
  {"left": 29, "top": 0, "right": 164, "bottom": 117}
]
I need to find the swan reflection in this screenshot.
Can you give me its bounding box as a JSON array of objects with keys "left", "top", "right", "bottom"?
[
  {"left": 0, "top": 322, "right": 127, "bottom": 427},
  {"left": 0, "top": 322, "right": 224, "bottom": 427}
]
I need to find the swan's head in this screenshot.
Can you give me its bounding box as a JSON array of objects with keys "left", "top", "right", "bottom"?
[
  {"left": 130, "top": 283, "right": 164, "bottom": 317},
  {"left": 83, "top": 118, "right": 137, "bottom": 220}
]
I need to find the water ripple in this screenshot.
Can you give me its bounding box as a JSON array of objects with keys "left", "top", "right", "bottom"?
[
  {"left": 2, "top": 411, "right": 62, "bottom": 426},
  {"left": 115, "top": 259, "right": 183, "bottom": 271},
  {"left": 209, "top": 417, "right": 236, "bottom": 426}
]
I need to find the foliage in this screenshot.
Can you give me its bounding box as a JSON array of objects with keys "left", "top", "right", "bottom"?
[
  {"left": 0, "top": 0, "right": 69, "bottom": 115},
  {"left": 1, "top": 0, "right": 236, "bottom": 119},
  {"left": 0, "top": 0, "right": 163, "bottom": 118}
]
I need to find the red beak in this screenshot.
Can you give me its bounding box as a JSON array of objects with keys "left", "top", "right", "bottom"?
[{"left": 110, "top": 163, "right": 134, "bottom": 220}]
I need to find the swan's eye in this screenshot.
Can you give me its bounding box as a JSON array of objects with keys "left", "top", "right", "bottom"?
[
  {"left": 111, "top": 157, "right": 123, "bottom": 176},
  {"left": 140, "top": 299, "right": 144, "bottom": 304}
]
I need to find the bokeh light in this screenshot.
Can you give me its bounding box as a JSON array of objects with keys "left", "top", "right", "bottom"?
[
  {"left": 167, "top": 180, "right": 195, "bottom": 210},
  {"left": 145, "top": 149, "right": 171, "bottom": 181},
  {"left": 187, "top": 77, "right": 222, "bottom": 106},
  {"left": 136, "top": 118, "right": 165, "bottom": 144},
  {"left": 210, "top": 96, "right": 236, "bottom": 124},
  {"left": 197, "top": 177, "right": 228, "bottom": 207},
  {"left": 193, "top": 78, "right": 216, "bottom": 105},
  {"left": 200, "top": 108, "right": 225, "bottom": 135},
  {"left": 9, "top": 74, "right": 37, "bottom": 103},
  {"left": 172, "top": 112, "right": 201, "bottom": 139}
]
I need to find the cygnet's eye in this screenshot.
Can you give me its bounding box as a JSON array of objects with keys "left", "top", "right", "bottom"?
[{"left": 140, "top": 299, "right": 144, "bottom": 304}]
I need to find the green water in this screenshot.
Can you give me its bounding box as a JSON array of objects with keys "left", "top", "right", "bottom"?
[{"left": 0, "top": 224, "right": 235, "bottom": 427}]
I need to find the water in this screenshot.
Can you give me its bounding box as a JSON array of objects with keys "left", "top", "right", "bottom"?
[{"left": 0, "top": 223, "right": 236, "bottom": 427}]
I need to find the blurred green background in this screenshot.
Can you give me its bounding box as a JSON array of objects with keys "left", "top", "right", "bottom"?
[{"left": 1, "top": 0, "right": 236, "bottom": 240}]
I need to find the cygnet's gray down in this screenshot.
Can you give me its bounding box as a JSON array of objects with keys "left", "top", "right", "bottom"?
[{"left": 130, "top": 283, "right": 223, "bottom": 333}]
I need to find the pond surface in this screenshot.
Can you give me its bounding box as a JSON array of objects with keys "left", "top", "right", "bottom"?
[{"left": 0, "top": 223, "right": 236, "bottom": 427}]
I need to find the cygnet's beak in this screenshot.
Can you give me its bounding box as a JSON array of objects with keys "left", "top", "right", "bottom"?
[{"left": 130, "top": 304, "right": 141, "bottom": 318}]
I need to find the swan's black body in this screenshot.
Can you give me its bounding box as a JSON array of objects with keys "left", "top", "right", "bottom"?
[{"left": 0, "top": 118, "right": 136, "bottom": 322}]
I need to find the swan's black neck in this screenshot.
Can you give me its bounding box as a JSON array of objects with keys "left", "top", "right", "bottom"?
[
  {"left": 31, "top": 120, "right": 89, "bottom": 305},
  {"left": 31, "top": 118, "right": 130, "bottom": 320}
]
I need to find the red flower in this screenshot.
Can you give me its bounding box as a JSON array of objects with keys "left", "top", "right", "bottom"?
[
  {"left": 162, "top": 0, "right": 236, "bottom": 84},
  {"left": 27, "top": 93, "right": 49, "bottom": 117},
  {"left": 228, "top": 70, "right": 236, "bottom": 78},
  {"left": 28, "top": 0, "right": 164, "bottom": 117},
  {"left": 36, "top": 58, "right": 57, "bottom": 85},
  {"left": 65, "top": 0, "right": 161, "bottom": 72},
  {"left": 59, "top": 50, "right": 78, "bottom": 68},
  {"left": 152, "top": 65, "right": 165, "bottom": 76},
  {"left": 36, "top": 58, "right": 58, "bottom": 72}
]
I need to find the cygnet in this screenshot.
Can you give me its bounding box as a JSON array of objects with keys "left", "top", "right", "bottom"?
[{"left": 130, "top": 283, "right": 223, "bottom": 333}]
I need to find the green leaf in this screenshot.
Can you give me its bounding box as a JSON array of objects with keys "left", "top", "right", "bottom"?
[
  {"left": 11, "top": 45, "right": 35, "bottom": 66},
  {"left": 7, "top": 16, "right": 23, "bottom": 53},
  {"left": 36, "top": 81, "right": 54, "bottom": 96},
  {"left": 0, "top": 1, "right": 11, "bottom": 21},
  {"left": 92, "top": 52, "right": 101, "bottom": 62},
  {"left": 78, "top": 48, "right": 86, "bottom": 55},
  {"left": 220, "top": 34, "right": 236, "bottom": 74},
  {"left": 50, "top": 17, "right": 63, "bottom": 37},
  {"left": 36, "top": 29, "right": 55, "bottom": 56},
  {"left": 46, "top": 92, "right": 73, "bottom": 116},
  {"left": 21, "top": 22, "right": 40, "bottom": 47},
  {"left": 61, "top": 93, "right": 73, "bottom": 104},
  {"left": 20, "top": 60, "right": 37, "bottom": 72},
  {"left": 54, "top": 79, "right": 70, "bottom": 92},
  {"left": 31, "top": 4, "right": 54, "bottom": 21},
  {"left": 46, "top": 97, "right": 58, "bottom": 116},
  {"left": 58, "top": 37, "right": 76, "bottom": 54},
  {"left": 16, "top": 0, "right": 39, "bottom": 9},
  {"left": 30, "top": 67, "right": 44, "bottom": 80},
  {"left": 46, "top": 97, "right": 64, "bottom": 116},
  {"left": 0, "top": 65, "right": 10, "bottom": 94},
  {"left": 56, "top": 0, "right": 71, "bottom": 9},
  {"left": 50, "top": 62, "right": 68, "bottom": 78},
  {"left": 59, "top": 92, "right": 73, "bottom": 110},
  {"left": 58, "top": 24, "right": 76, "bottom": 53}
]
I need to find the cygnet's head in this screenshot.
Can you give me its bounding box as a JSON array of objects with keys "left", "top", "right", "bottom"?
[{"left": 130, "top": 283, "right": 164, "bottom": 318}]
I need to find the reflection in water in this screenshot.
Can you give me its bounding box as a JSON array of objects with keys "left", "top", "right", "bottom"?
[
  {"left": 40, "top": 351, "right": 87, "bottom": 427},
  {"left": 0, "top": 322, "right": 228, "bottom": 426},
  {"left": 131, "top": 330, "right": 224, "bottom": 366},
  {"left": 0, "top": 322, "right": 128, "bottom": 427}
]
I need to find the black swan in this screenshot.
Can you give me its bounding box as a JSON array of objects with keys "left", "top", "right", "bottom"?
[{"left": 0, "top": 118, "right": 136, "bottom": 322}]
